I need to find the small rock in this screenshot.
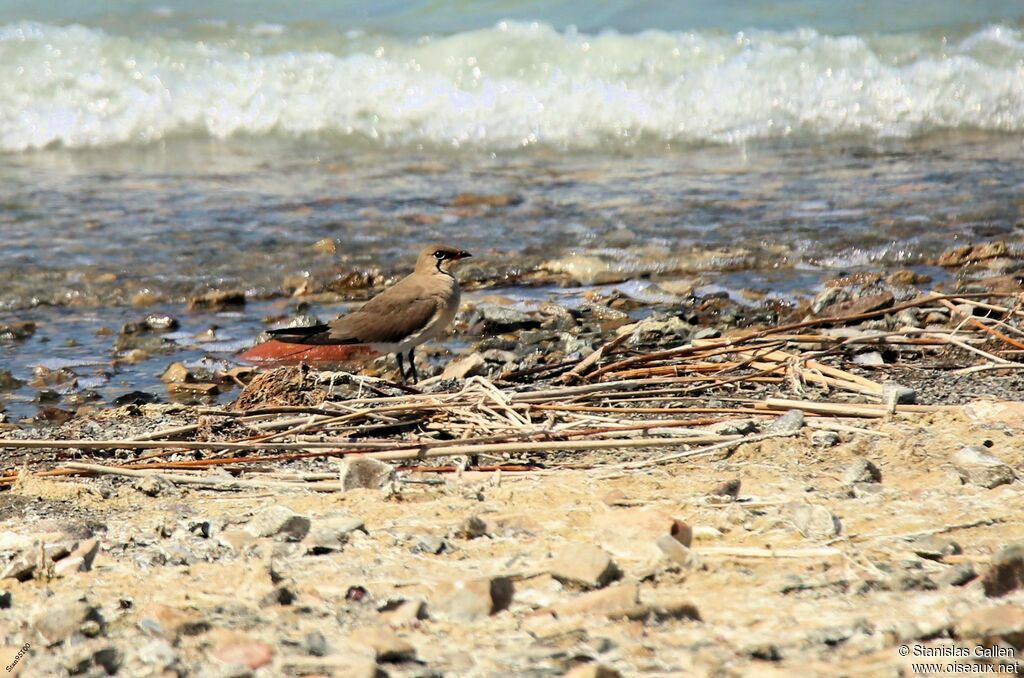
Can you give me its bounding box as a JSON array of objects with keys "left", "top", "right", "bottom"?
[
  {"left": 656, "top": 535, "right": 696, "bottom": 568},
  {"left": 245, "top": 506, "right": 311, "bottom": 541},
  {"left": 259, "top": 586, "right": 297, "bottom": 606},
  {"left": 0, "top": 369, "right": 24, "bottom": 391},
  {"left": 429, "top": 577, "right": 514, "bottom": 621},
  {"left": 910, "top": 535, "right": 961, "bottom": 561},
  {"left": 441, "top": 352, "right": 486, "bottom": 380},
  {"left": 113, "top": 391, "right": 158, "bottom": 406},
  {"left": 304, "top": 514, "right": 365, "bottom": 554},
  {"left": 137, "top": 639, "right": 178, "bottom": 669},
  {"left": 137, "top": 604, "right": 209, "bottom": 640},
  {"left": 350, "top": 627, "right": 416, "bottom": 662},
  {"left": 819, "top": 291, "right": 895, "bottom": 318},
  {"left": 0, "top": 321, "right": 36, "bottom": 341},
  {"left": 708, "top": 478, "right": 741, "bottom": 500},
  {"left": 456, "top": 516, "right": 489, "bottom": 540},
  {"left": 134, "top": 475, "right": 173, "bottom": 497},
  {"left": 32, "top": 598, "right": 104, "bottom": 645},
  {"left": 187, "top": 290, "right": 245, "bottom": 311},
  {"left": 765, "top": 409, "right": 804, "bottom": 435},
  {"left": 811, "top": 430, "right": 840, "bottom": 447},
  {"left": 983, "top": 541, "right": 1024, "bottom": 597},
  {"left": 312, "top": 237, "right": 337, "bottom": 254},
  {"left": 547, "top": 584, "right": 639, "bottom": 618},
  {"left": 693, "top": 327, "right": 720, "bottom": 340},
  {"left": 562, "top": 663, "right": 622, "bottom": 678},
  {"left": 955, "top": 603, "right": 1024, "bottom": 648},
  {"left": 53, "top": 538, "right": 99, "bottom": 576},
  {"left": 841, "top": 458, "right": 882, "bottom": 485},
  {"left": 475, "top": 305, "right": 542, "bottom": 334},
  {"left": 410, "top": 534, "right": 447, "bottom": 555},
  {"left": 789, "top": 503, "right": 841, "bottom": 539},
  {"left": 952, "top": 446, "right": 1015, "bottom": 489},
  {"left": 337, "top": 457, "right": 396, "bottom": 490},
  {"left": 882, "top": 382, "right": 916, "bottom": 406},
  {"left": 303, "top": 632, "right": 328, "bottom": 657},
  {"left": 550, "top": 544, "right": 621, "bottom": 589},
  {"left": 937, "top": 563, "right": 977, "bottom": 587},
  {"left": 852, "top": 351, "right": 885, "bottom": 366}
]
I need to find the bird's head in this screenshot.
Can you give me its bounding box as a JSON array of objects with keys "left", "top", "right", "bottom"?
[{"left": 417, "top": 244, "right": 472, "bottom": 274}]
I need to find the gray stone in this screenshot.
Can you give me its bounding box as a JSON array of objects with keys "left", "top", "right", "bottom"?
[
  {"left": 842, "top": 458, "right": 882, "bottom": 485},
  {"left": 305, "top": 514, "right": 364, "bottom": 554},
  {"left": 937, "top": 563, "right": 977, "bottom": 588},
  {"left": 952, "top": 446, "right": 1015, "bottom": 489},
  {"left": 245, "top": 506, "right": 311, "bottom": 542},
  {"left": 853, "top": 351, "right": 885, "bottom": 366},
  {"left": 789, "top": 503, "right": 841, "bottom": 539},
  {"left": 983, "top": 541, "right": 1024, "bottom": 597},
  {"left": 456, "top": 516, "right": 489, "bottom": 540},
  {"left": 477, "top": 305, "right": 541, "bottom": 334},
  {"left": 882, "top": 382, "right": 916, "bottom": 405},
  {"left": 811, "top": 430, "right": 840, "bottom": 447},
  {"left": 338, "top": 457, "right": 396, "bottom": 490},
  {"left": 550, "top": 544, "right": 621, "bottom": 589},
  {"left": 411, "top": 534, "right": 447, "bottom": 555},
  {"left": 765, "top": 409, "right": 804, "bottom": 435},
  {"left": 911, "top": 535, "right": 961, "bottom": 561}
]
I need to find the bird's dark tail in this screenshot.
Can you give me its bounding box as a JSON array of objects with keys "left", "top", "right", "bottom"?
[{"left": 266, "top": 324, "right": 360, "bottom": 346}]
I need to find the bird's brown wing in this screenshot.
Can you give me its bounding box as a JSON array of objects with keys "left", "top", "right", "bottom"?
[{"left": 326, "top": 292, "right": 442, "bottom": 344}]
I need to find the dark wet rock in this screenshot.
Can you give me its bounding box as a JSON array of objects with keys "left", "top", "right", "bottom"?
[
  {"left": 471, "top": 305, "right": 542, "bottom": 335},
  {"left": 0, "top": 321, "right": 36, "bottom": 341},
  {"left": 186, "top": 289, "right": 246, "bottom": 311},
  {"left": 841, "top": 458, "right": 882, "bottom": 485},
  {"left": 0, "top": 370, "right": 23, "bottom": 391},
  {"left": 819, "top": 292, "right": 895, "bottom": 318},
  {"left": 952, "top": 446, "right": 1015, "bottom": 489},
  {"left": 113, "top": 391, "right": 159, "bottom": 406},
  {"left": 982, "top": 541, "right": 1024, "bottom": 597}
]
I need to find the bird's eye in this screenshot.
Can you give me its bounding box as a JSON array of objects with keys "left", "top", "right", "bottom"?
[{"left": 434, "top": 251, "right": 445, "bottom": 259}]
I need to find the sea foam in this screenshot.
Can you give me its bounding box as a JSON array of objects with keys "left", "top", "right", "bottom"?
[{"left": 2, "top": 21, "right": 1023, "bottom": 151}]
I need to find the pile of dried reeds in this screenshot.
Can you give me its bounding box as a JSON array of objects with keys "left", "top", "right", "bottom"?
[{"left": 1, "top": 291, "right": 1021, "bottom": 492}]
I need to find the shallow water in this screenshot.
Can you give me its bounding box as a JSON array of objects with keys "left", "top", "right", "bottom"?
[{"left": 2, "top": 2, "right": 1023, "bottom": 420}]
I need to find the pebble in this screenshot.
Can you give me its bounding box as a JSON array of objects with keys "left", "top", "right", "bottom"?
[
  {"left": 475, "top": 305, "right": 542, "bottom": 334},
  {"left": 303, "top": 631, "right": 328, "bottom": 657},
  {"left": 428, "top": 577, "right": 514, "bottom": 621},
  {"left": 881, "top": 382, "right": 916, "bottom": 406},
  {"left": 245, "top": 506, "right": 311, "bottom": 541},
  {"left": 441, "top": 352, "right": 486, "bottom": 380},
  {"left": 788, "top": 503, "right": 841, "bottom": 539},
  {"left": 53, "top": 538, "right": 99, "bottom": 576},
  {"left": 811, "top": 430, "right": 840, "bottom": 447},
  {"left": 337, "top": 457, "right": 396, "bottom": 490},
  {"left": 982, "top": 541, "right": 1024, "bottom": 598},
  {"left": 765, "top": 409, "right": 804, "bottom": 435},
  {"left": 951, "top": 446, "right": 1015, "bottom": 489},
  {"left": 549, "top": 544, "right": 621, "bottom": 589},
  {"left": 456, "top": 515, "right": 489, "bottom": 540},
  {"left": 910, "top": 535, "right": 961, "bottom": 561},
  {"left": 853, "top": 351, "right": 885, "bottom": 366},
  {"left": 841, "top": 458, "right": 882, "bottom": 485},
  {"left": 411, "top": 534, "right": 447, "bottom": 555},
  {"left": 708, "top": 478, "right": 741, "bottom": 500}
]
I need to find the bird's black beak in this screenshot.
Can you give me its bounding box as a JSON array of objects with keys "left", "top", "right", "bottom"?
[{"left": 454, "top": 250, "right": 472, "bottom": 260}]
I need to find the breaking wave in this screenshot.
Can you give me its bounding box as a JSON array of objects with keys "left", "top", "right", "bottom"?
[{"left": 2, "top": 20, "right": 1023, "bottom": 151}]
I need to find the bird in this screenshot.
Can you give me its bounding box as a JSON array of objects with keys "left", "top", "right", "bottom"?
[{"left": 266, "top": 244, "right": 471, "bottom": 383}]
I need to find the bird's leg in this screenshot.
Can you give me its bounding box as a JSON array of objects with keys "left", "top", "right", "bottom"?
[
  {"left": 407, "top": 348, "right": 418, "bottom": 384},
  {"left": 395, "top": 352, "right": 406, "bottom": 384}
]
